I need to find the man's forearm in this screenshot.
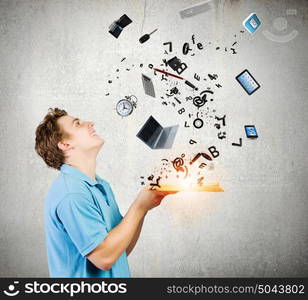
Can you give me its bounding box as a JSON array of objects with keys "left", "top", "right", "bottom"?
[
  {"left": 126, "top": 215, "right": 146, "bottom": 256},
  {"left": 87, "top": 188, "right": 166, "bottom": 270}
]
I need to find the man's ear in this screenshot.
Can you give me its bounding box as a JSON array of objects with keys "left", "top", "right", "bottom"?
[{"left": 58, "top": 141, "right": 73, "bottom": 152}]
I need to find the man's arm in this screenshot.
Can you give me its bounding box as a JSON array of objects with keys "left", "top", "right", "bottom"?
[
  {"left": 86, "top": 189, "right": 167, "bottom": 270},
  {"left": 126, "top": 214, "right": 146, "bottom": 256}
]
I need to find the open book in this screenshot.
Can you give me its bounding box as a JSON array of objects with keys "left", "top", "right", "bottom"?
[{"left": 155, "top": 183, "right": 224, "bottom": 193}]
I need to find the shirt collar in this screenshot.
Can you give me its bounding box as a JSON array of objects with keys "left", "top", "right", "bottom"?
[{"left": 60, "top": 164, "right": 100, "bottom": 186}]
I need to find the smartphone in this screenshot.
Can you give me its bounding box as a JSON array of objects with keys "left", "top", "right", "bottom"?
[{"left": 141, "top": 74, "right": 155, "bottom": 97}]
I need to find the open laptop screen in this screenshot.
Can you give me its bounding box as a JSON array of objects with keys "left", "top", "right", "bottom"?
[{"left": 136, "top": 116, "right": 163, "bottom": 145}]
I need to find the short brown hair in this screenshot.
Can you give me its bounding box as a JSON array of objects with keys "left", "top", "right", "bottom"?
[{"left": 35, "top": 108, "right": 68, "bottom": 170}]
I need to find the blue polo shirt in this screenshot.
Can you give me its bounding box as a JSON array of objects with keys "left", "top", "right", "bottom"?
[{"left": 44, "top": 164, "right": 131, "bottom": 278}]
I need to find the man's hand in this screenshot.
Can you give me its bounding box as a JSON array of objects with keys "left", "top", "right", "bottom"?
[{"left": 134, "top": 187, "right": 170, "bottom": 213}]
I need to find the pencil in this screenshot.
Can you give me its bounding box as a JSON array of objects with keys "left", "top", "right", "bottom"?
[{"left": 153, "top": 68, "right": 184, "bottom": 80}]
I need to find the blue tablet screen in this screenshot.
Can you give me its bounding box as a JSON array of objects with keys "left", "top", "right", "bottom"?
[{"left": 236, "top": 70, "right": 260, "bottom": 95}]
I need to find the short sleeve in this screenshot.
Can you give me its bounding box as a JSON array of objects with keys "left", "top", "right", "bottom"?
[{"left": 56, "top": 193, "right": 108, "bottom": 257}]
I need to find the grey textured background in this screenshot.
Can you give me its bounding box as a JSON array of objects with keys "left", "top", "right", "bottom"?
[{"left": 0, "top": 0, "right": 307, "bottom": 277}]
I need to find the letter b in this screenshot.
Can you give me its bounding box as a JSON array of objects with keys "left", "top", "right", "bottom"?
[{"left": 208, "top": 146, "right": 219, "bottom": 158}]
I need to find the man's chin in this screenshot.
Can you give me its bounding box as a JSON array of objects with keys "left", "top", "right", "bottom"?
[{"left": 97, "top": 136, "right": 105, "bottom": 148}]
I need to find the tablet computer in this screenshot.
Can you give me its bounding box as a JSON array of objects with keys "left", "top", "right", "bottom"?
[{"left": 236, "top": 69, "right": 260, "bottom": 95}]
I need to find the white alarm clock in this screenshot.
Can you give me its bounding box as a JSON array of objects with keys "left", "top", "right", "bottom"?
[{"left": 116, "top": 95, "right": 138, "bottom": 117}]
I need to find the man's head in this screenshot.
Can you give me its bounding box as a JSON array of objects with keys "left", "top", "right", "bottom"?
[{"left": 35, "top": 108, "right": 104, "bottom": 170}]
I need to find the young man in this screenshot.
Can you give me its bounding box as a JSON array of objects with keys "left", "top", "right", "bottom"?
[{"left": 35, "top": 108, "right": 169, "bottom": 278}]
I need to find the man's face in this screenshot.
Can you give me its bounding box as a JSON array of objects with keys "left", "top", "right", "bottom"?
[{"left": 57, "top": 115, "right": 104, "bottom": 153}]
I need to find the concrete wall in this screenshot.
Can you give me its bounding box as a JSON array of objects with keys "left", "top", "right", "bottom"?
[{"left": 0, "top": 0, "right": 307, "bottom": 277}]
